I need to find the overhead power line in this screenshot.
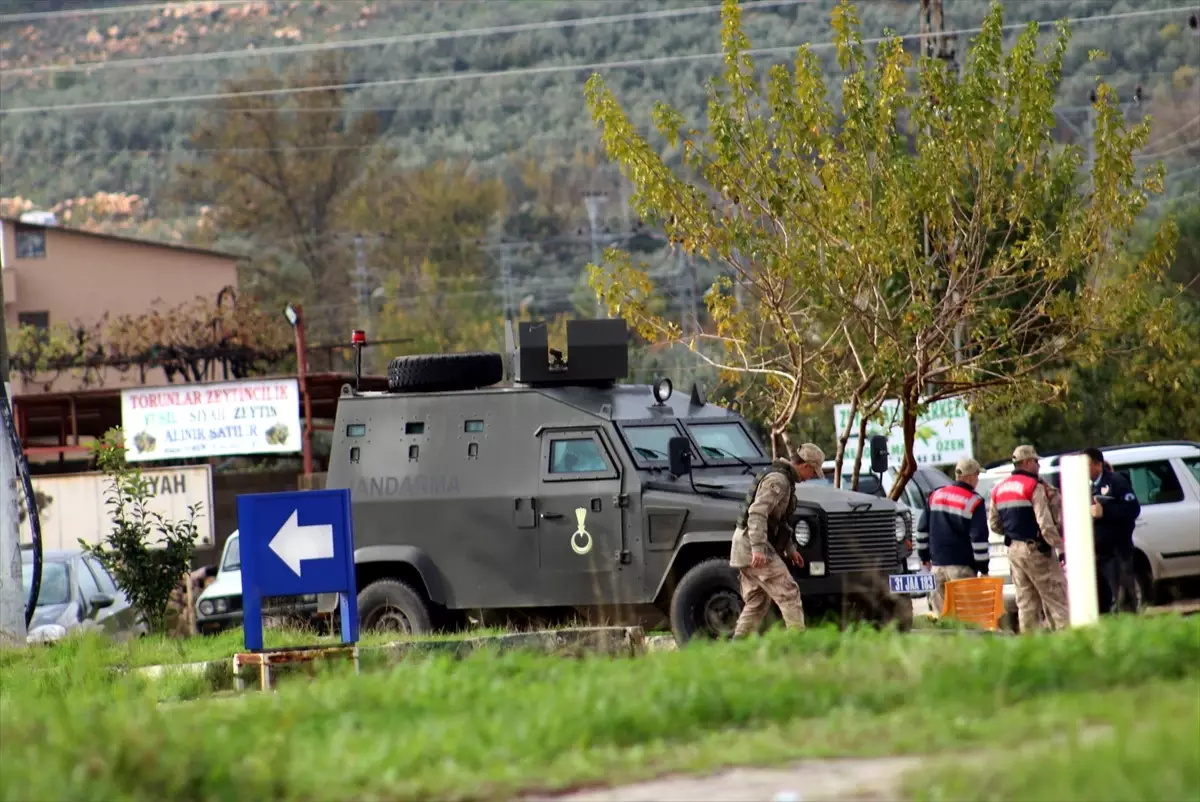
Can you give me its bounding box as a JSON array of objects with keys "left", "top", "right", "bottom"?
[
  {"left": 0, "top": 4, "right": 1190, "bottom": 117},
  {"left": 1, "top": 0, "right": 813, "bottom": 76}
]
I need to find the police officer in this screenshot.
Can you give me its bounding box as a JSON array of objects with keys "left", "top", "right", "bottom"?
[
  {"left": 987, "top": 445, "right": 1069, "bottom": 632},
  {"left": 916, "top": 457, "right": 990, "bottom": 616},
  {"left": 729, "top": 443, "right": 825, "bottom": 639},
  {"left": 1084, "top": 447, "right": 1142, "bottom": 614}
]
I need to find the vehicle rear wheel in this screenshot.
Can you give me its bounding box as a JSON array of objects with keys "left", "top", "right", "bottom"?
[
  {"left": 670, "top": 558, "right": 744, "bottom": 643},
  {"left": 358, "top": 579, "right": 433, "bottom": 635},
  {"left": 1133, "top": 551, "right": 1156, "bottom": 609}
]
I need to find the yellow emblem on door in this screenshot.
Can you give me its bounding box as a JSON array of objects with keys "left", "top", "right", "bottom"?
[{"left": 571, "top": 507, "right": 593, "bottom": 555}]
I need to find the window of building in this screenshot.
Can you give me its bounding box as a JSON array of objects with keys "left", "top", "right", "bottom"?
[
  {"left": 14, "top": 225, "right": 46, "bottom": 259},
  {"left": 17, "top": 311, "right": 49, "bottom": 332}
]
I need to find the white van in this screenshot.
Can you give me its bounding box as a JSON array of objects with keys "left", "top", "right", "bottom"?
[{"left": 978, "top": 441, "right": 1200, "bottom": 607}]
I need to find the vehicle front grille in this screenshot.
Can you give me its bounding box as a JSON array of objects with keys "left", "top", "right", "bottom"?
[
  {"left": 825, "top": 510, "right": 898, "bottom": 573},
  {"left": 263, "top": 595, "right": 306, "bottom": 611}
]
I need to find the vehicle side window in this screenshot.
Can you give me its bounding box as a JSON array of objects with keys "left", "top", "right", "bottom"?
[
  {"left": 1183, "top": 457, "right": 1200, "bottom": 486},
  {"left": 1117, "top": 461, "right": 1185, "bottom": 505},
  {"left": 76, "top": 559, "right": 101, "bottom": 600},
  {"left": 550, "top": 438, "right": 608, "bottom": 474},
  {"left": 87, "top": 559, "right": 119, "bottom": 595},
  {"left": 902, "top": 483, "right": 925, "bottom": 511}
]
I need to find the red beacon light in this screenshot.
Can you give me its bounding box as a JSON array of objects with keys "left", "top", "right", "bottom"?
[{"left": 350, "top": 330, "right": 366, "bottom": 392}]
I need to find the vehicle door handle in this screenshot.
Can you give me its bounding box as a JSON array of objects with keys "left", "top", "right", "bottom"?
[{"left": 540, "top": 512, "right": 563, "bottom": 520}]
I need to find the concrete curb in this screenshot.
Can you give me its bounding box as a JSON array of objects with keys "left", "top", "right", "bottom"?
[{"left": 133, "top": 626, "right": 649, "bottom": 681}]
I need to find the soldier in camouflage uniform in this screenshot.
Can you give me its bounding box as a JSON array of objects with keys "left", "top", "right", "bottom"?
[
  {"left": 987, "top": 445, "right": 1069, "bottom": 632},
  {"left": 729, "top": 443, "right": 825, "bottom": 639}
]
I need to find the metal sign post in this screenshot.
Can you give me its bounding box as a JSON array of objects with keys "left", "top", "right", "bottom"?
[{"left": 236, "top": 488, "right": 359, "bottom": 653}]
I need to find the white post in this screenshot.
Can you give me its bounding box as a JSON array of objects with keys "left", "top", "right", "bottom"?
[
  {"left": 1061, "top": 454, "right": 1099, "bottom": 627},
  {"left": 0, "top": 381, "right": 26, "bottom": 647}
]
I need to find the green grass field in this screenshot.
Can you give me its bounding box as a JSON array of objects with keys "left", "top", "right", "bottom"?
[{"left": 2, "top": 616, "right": 1197, "bottom": 802}]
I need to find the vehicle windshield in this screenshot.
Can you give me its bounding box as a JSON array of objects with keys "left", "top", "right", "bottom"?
[
  {"left": 23, "top": 560, "right": 70, "bottom": 607},
  {"left": 622, "top": 425, "right": 680, "bottom": 461},
  {"left": 687, "top": 423, "right": 763, "bottom": 461},
  {"left": 222, "top": 536, "right": 241, "bottom": 572}
]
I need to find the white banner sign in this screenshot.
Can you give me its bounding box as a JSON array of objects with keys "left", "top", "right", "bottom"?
[
  {"left": 833, "top": 397, "right": 974, "bottom": 469},
  {"left": 121, "top": 378, "right": 301, "bottom": 462},
  {"left": 19, "top": 466, "right": 215, "bottom": 550}
]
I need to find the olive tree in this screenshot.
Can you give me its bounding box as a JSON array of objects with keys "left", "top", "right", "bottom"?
[{"left": 587, "top": 0, "right": 1181, "bottom": 495}]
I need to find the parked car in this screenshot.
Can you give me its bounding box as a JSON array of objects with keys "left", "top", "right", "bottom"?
[
  {"left": 195, "top": 531, "right": 320, "bottom": 634},
  {"left": 22, "top": 547, "right": 147, "bottom": 644},
  {"left": 978, "top": 441, "right": 1200, "bottom": 607}
]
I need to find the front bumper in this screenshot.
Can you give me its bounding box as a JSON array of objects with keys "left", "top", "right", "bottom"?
[
  {"left": 196, "top": 598, "right": 321, "bottom": 633},
  {"left": 793, "top": 569, "right": 911, "bottom": 598}
]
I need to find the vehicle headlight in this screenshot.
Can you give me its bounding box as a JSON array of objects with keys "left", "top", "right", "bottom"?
[
  {"left": 895, "top": 512, "right": 910, "bottom": 542},
  {"left": 198, "top": 600, "right": 215, "bottom": 616},
  {"left": 302, "top": 594, "right": 317, "bottom": 603},
  {"left": 27, "top": 624, "right": 67, "bottom": 644},
  {"left": 214, "top": 598, "right": 229, "bottom": 614}
]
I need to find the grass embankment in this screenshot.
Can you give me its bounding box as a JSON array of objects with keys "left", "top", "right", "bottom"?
[
  {"left": 3, "top": 624, "right": 515, "bottom": 672},
  {"left": 2, "top": 616, "right": 1197, "bottom": 802}
]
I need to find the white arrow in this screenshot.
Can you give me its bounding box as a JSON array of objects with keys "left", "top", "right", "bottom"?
[{"left": 268, "top": 510, "right": 334, "bottom": 577}]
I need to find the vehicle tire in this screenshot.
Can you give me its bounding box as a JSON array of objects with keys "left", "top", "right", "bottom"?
[
  {"left": 387, "top": 352, "right": 504, "bottom": 393},
  {"left": 670, "top": 558, "right": 744, "bottom": 644},
  {"left": 357, "top": 578, "right": 433, "bottom": 635},
  {"left": 883, "top": 594, "right": 915, "bottom": 632},
  {"left": 1132, "top": 551, "right": 1156, "bottom": 609}
]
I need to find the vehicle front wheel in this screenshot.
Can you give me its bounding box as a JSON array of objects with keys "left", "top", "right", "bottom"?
[
  {"left": 670, "top": 558, "right": 744, "bottom": 644},
  {"left": 357, "top": 579, "right": 433, "bottom": 636}
]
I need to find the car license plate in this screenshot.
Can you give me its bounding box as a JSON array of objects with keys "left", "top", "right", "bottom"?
[
  {"left": 989, "top": 543, "right": 1008, "bottom": 558},
  {"left": 889, "top": 573, "right": 936, "bottom": 594}
]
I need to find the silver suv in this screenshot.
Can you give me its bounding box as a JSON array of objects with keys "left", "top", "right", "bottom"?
[{"left": 978, "top": 441, "right": 1200, "bottom": 607}]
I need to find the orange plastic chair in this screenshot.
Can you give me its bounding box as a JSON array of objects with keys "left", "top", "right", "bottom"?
[{"left": 940, "top": 576, "right": 1006, "bottom": 631}]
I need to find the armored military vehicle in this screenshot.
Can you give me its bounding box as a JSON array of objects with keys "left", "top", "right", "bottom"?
[{"left": 326, "top": 319, "right": 917, "bottom": 643}]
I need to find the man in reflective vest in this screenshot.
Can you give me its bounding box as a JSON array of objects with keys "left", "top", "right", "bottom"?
[
  {"left": 729, "top": 443, "right": 825, "bottom": 639},
  {"left": 916, "top": 457, "right": 990, "bottom": 616},
  {"left": 987, "top": 445, "right": 1069, "bottom": 632}
]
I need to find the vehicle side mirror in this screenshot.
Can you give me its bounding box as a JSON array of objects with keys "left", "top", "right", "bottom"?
[
  {"left": 869, "top": 434, "right": 889, "bottom": 474},
  {"left": 89, "top": 593, "right": 115, "bottom": 610},
  {"left": 668, "top": 436, "right": 693, "bottom": 476}
]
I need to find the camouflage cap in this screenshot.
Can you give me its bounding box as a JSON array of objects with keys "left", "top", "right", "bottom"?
[
  {"left": 1012, "top": 444, "right": 1040, "bottom": 462},
  {"left": 790, "top": 443, "right": 826, "bottom": 472},
  {"left": 954, "top": 457, "right": 982, "bottom": 477}
]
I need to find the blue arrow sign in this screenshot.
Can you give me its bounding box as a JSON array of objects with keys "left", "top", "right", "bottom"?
[{"left": 236, "top": 489, "right": 358, "bottom": 651}]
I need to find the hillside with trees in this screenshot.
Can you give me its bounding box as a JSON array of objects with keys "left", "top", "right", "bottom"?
[{"left": 2, "top": 0, "right": 1198, "bottom": 461}]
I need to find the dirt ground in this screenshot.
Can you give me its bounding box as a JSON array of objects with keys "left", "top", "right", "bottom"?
[{"left": 523, "top": 756, "right": 923, "bottom": 802}]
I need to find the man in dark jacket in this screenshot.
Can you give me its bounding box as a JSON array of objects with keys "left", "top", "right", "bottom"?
[
  {"left": 916, "top": 457, "right": 991, "bottom": 616},
  {"left": 1085, "top": 448, "right": 1142, "bottom": 614}
]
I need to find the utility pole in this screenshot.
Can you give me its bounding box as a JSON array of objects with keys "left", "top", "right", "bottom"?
[
  {"left": 583, "top": 191, "right": 607, "bottom": 317},
  {"left": 499, "top": 243, "right": 515, "bottom": 323},
  {"left": 353, "top": 233, "right": 373, "bottom": 375},
  {"left": 0, "top": 227, "right": 27, "bottom": 647}
]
